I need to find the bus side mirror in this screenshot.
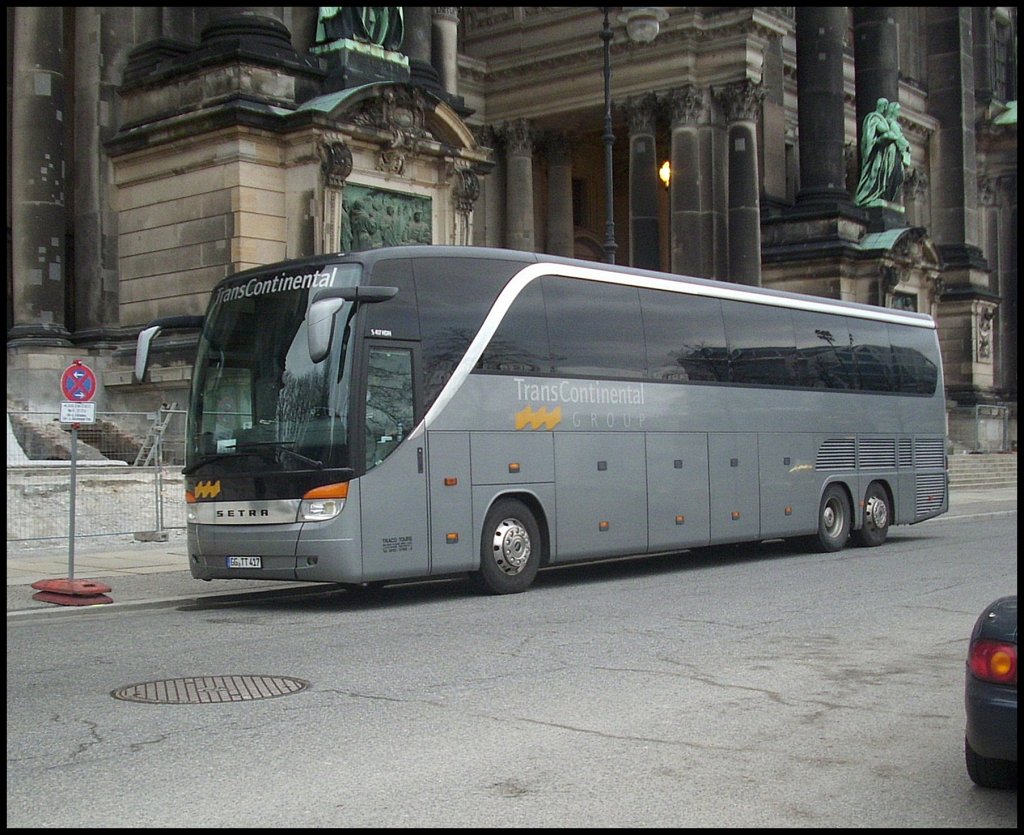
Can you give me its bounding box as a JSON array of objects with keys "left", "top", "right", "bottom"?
[
  {"left": 308, "top": 298, "right": 347, "bottom": 364},
  {"left": 135, "top": 324, "right": 162, "bottom": 382},
  {"left": 134, "top": 315, "right": 204, "bottom": 382},
  {"left": 307, "top": 286, "right": 398, "bottom": 363}
]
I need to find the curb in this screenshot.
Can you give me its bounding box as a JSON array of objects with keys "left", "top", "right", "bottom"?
[{"left": 7, "top": 581, "right": 336, "bottom": 621}]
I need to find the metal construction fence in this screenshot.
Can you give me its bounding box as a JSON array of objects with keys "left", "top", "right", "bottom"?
[
  {"left": 947, "top": 403, "right": 1014, "bottom": 453},
  {"left": 7, "top": 408, "right": 187, "bottom": 543}
]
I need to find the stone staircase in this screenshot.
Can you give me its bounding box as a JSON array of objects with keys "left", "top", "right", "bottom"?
[{"left": 947, "top": 451, "right": 1017, "bottom": 490}]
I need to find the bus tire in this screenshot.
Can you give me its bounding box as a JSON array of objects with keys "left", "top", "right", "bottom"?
[
  {"left": 814, "top": 484, "right": 851, "bottom": 552},
  {"left": 852, "top": 481, "right": 890, "bottom": 547},
  {"left": 472, "top": 499, "right": 541, "bottom": 595}
]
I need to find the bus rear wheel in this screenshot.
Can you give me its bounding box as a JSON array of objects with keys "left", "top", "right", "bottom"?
[
  {"left": 852, "top": 481, "right": 890, "bottom": 547},
  {"left": 814, "top": 484, "right": 851, "bottom": 552},
  {"left": 472, "top": 499, "right": 541, "bottom": 595}
]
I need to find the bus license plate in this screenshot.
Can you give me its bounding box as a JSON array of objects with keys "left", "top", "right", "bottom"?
[{"left": 226, "top": 556, "right": 262, "bottom": 569}]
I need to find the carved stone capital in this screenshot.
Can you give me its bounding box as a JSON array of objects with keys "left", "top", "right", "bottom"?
[
  {"left": 715, "top": 80, "right": 766, "bottom": 123},
  {"left": 625, "top": 92, "right": 659, "bottom": 135},
  {"left": 501, "top": 118, "right": 534, "bottom": 157},
  {"left": 321, "top": 140, "right": 353, "bottom": 188},
  {"left": 664, "top": 86, "right": 705, "bottom": 128},
  {"left": 472, "top": 124, "right": 499, "bottom": 151},
  {"left": 453, "top": 167, "right": 481, "bottom": 214}
]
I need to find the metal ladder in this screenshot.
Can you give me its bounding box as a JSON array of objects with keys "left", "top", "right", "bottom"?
[{"left": 133, "top": 403, "right": 177, "bottom": 466}]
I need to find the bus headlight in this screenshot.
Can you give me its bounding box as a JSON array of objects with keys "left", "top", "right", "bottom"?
[
  {"left": 299, "top": 498, "right": 345, "bottom": 521},
  {"left": 298, "top": 482, "right": 349, "bottom": 522}
]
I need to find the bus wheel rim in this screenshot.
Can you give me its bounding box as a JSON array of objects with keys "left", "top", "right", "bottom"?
[
  {"left": 823, "top": 500, "right": 841, "bottom": 535},
  {"left": 865, "top": 495, "right": 888, "bottom": 529},
  {"left": 492, "top": 518, "right": 530, "bottom": 576}
]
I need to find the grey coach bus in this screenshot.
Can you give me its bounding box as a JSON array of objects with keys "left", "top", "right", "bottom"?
[{"left": 136, "top": 246, "right": 948, "bottom": 594}]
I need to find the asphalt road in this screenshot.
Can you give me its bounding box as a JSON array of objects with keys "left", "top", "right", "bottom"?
[{"left": 6, "top": 508, "right": 1017, "bottom": 827}]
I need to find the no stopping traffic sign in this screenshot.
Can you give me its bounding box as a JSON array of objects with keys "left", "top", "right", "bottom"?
[{"left": 60, "top": 360, "right": 98, "bottom": 402}]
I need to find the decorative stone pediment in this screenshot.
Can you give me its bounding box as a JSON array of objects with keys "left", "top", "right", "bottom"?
[
  {"left": 858, "top": 226, "right": 943, "bottom": 313},
  {"left": 296, "top": 82, "right": 487, "bottom": 164}
]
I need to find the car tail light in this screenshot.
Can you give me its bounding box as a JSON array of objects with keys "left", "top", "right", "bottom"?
[{"left": 968, "top": 639, "right": 1017, "bottom": 685}]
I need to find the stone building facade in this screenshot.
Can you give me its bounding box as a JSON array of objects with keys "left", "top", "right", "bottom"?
[{"left": 6, "top": 7, "right": 1018, "bottom": 450}]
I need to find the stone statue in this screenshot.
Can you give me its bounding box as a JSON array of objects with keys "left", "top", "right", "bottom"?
[
  {"left": 854, "top": 97, "right": 890, "bottom": 206},
  {"left": 854, "top": 97, "right": 911, "bottom": 207},
  {"left": 316, "top": 7, "right": 405, "bottom": 51},
  {"left": 881, "top": 101, "right": 911, "bottom": 202}
]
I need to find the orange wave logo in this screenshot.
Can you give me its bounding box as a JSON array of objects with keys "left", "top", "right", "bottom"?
[
  {"left": 193, "top": 480, "right": 222, "bottom": 499},
  {"left": 515, "top": 405, "right": 562, "bottom": 430}
]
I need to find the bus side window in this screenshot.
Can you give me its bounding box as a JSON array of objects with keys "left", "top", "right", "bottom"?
[
  {"left": 791, "top": 310, "right": 855, "bottom": 390},
  {"left": 848, "top": 318, "right": 895, "bottom": 392},
  {"left": 365, "top": 346, "right": 414, "bottom": 469}
]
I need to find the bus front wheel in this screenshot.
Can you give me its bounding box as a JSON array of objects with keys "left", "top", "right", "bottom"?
[
  {"left": 852, "top": 481, "right": 890, "bottom": 547},
  {"left": 814, "top": 484, "right": 851, "bottom": 552},
  {"left": 472, "top": 499, "right": 541, "bottom": 595}
]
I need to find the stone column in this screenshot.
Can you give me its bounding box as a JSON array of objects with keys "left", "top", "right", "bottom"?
[
  {"left": 853, "top": 7, "right": 900, "bottom": 149},
  {"left": 926, "top": 7, "right": 981, "bottom": 252},
  {"left": 760, "top": 34, "right": 788, "bottom": 209},
  {"left": 927, "top": 8, "right": 991, "bottom": 402},
  {"left": 502, "top": 119, "right": 536, "bottom": 252},
  {"left": 73, "top": 7, "right": 133, "bottom": 340},
  {"left": 403, "top": 6, "right": 432, "bottom": 63},
  {"left": 9, "top": 6, "right": 70, "bottom": 344},
  {"left": 403, "top": 6, "right": 440, "bottom": 90},
  {"left": 795, "top": 6, "right": 849, "bottom": 205},
  {"left": 432, "top": 7, "right": 459, "bottom": 97},
  {"left": 473, "top": 125, "right": 505, "bottom": 248},
  {"left": 545, "top": 133, "right": 575, "bottom": 258},
  {"left": 666, "top": 86, "right": 709, "bottom": 277},
  {"left": 978, "top": 176, "right": 1016, "bottom": 398},
  {"left": 717, "top": 81, "right": 765, "bottom": 286},
  {"left": 625, "top": 93, "right": 661, "bottom": 270},
  {"left": 991, "top": 174, "right": 1017, "bottom": 398}
]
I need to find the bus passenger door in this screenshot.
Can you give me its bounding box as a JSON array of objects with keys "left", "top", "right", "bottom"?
[
  {"left": 709, "top": 433, "right": 760, "bottom": 543},
  {"left": 357, "top": 343, "right": 429, "bottom": 581}
]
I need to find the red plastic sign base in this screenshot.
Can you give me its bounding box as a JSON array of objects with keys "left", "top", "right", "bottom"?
[{"left": 30, "top": 578, "right": 113, "bottom": 606}]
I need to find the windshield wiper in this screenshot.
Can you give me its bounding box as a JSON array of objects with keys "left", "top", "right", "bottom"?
[
  {"left": 237, "top": 441, "right": 324, "bottom": 470},
  {"left": 183, "top": 442, "right": 327, "bottom": 474}
]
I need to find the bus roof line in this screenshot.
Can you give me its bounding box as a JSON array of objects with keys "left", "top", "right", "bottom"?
[
  {"left": 421, "top": 260, "right": 935, "bottom": 430},
  {"left": 529, "top": 261, "right": 936, "bottom": 327}
]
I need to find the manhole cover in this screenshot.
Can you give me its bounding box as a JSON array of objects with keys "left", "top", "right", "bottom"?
[{"left": 111, "top": 675, "right": 309, "bottom": 704}]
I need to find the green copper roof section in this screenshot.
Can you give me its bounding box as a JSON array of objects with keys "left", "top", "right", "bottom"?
[
  {"left": 296, "top": 83, "right": 388, "bottom": 113},
  {"left": 993, "top": 100, "right": 1016, "bottom": 126},
  {"left": 858, "top": 228, "right": 912, "bottom": 252}
]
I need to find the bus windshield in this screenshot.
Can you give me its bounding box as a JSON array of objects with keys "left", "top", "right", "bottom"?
[{"left": 186, "top": 263, "right": 362, "bottom": 475}]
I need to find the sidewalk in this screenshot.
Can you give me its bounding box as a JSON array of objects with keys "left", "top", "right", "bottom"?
[
  {"left": 6, "top": 530, "right": 328, "bottom": 616},
  {"left": 8, "top": 485, "right": 1016, "bottom": 616}
]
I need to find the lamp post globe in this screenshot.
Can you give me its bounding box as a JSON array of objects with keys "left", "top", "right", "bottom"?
[{"left": 600, "top": 7, "right": 666, "bottom": 265}]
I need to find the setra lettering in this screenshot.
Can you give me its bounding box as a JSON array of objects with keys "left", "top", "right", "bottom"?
[{"left": 216, "top": 509, "right": 270, "bottom": 518}]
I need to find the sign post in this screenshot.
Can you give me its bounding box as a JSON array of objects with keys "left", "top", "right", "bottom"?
[{"left": 30, "top": 360, "right": 112, "bottom": 605}]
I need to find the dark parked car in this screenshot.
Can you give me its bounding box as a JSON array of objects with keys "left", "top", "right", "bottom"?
[{"left": 964, "top": 595, "right": 1017, "bottom": 789}]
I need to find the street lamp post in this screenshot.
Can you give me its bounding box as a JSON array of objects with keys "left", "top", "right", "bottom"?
[
  {"left": 600, "top": 7, "right": 667, "bottom": 265},
  {"left": 601, "top": 7, "right": 617, "bottom": 264}
]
